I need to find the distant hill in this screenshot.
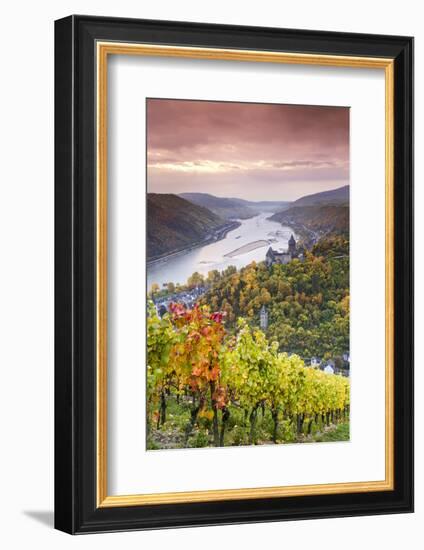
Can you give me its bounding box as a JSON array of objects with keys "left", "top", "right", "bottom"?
[
  {"left": 147, "top": 194, "right": 237, "bottom": 261},
  {"left": 292, "top": 185, "right": 349, "bottom": 207},
  {"left": 180, "top": 193, "right": 290, "bottom": 219},
  {"left": 179, "top": 193, "right": 257, "bottom": 219},
  {"left": 269, "top": 205, "right": 349, "bottom": 246},
  {"left": 250, "top": 200, "right": 291, "bottom": 213}
]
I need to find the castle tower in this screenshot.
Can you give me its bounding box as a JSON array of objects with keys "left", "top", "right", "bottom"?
[
  {"left": 288, "top": 234, "right": 296, "bottom": 255},
  {"left": 265, "top": 247, "right": 275, "bottom": 267},
  {"left": 259, "top": 305, "right": 268, "bottom": 330}
]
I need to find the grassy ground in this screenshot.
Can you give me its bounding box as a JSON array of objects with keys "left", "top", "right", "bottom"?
[
  {"left": 147, "top": 396, "right": 349, "bottom": 450},
  {"left": 312, "top": 422, "right": 350, "bottom": 443}
]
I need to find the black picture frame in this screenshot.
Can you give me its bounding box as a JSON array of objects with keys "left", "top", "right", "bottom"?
[{"left": 55, "top": 14, "right": 414, "bottom": 534}]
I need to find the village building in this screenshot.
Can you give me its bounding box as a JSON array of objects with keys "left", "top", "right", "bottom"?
[
  {"left": 265, "top": 234, "right": 301, "bottom": 267},
  {"left": 310, "top": 356, "right": 321, "bottom": 368}
]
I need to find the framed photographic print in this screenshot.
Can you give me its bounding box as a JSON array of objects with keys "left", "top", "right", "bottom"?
[{"left": 54, "top": 15, "right": 414, "bottom": 534}]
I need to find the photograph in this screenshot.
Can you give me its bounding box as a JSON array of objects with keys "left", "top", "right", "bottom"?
[{"left": 146, "top": 99, "right": 351, "bottom": 450}]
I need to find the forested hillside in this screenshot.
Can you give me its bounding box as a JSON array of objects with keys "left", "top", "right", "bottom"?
[
  {"left": 147, "top": 233, "right": 350, "bottom": 449},
  {"left": 200, "top": 235, "right": 349, "bottom": 360},
  {"left": 269, "top": 205, "right": 349, "bottom": 245},
  {"left": 147, "top": 194, "right": 238, "bottom": 261}
]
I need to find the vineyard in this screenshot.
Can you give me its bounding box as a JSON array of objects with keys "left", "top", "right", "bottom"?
[{"left": 147, "top": 301, "right": 350, "bottom": 449}]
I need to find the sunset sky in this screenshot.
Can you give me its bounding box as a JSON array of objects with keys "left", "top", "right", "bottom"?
[{"left": 147, "top": 99, "right": 349, "bottom": 202}]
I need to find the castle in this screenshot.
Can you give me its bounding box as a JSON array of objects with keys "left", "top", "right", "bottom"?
[{"left": 265, "top": 234, "right": 300, "bottom": 267}]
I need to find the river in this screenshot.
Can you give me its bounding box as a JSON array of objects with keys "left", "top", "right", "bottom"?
[{"left": 147, "top": 213, "right": 295, "bottom": 289}]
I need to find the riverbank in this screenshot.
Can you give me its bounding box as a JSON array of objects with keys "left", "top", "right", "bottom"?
[
  {"left": 278, "top": 222, "right": 320, "bottom": 248},
  {"left": 266, "top": 215, "right": 318, "bottom": 248},
  {"left": 147, "top": 220, "right": 241, "bottom": 267}
]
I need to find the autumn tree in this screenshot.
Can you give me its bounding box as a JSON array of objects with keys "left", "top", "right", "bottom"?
[
  {"left": 187, "top": 271, "right": 205, "bottom": 289},
  {"left": 167, "top": 281, "right": 175, "bottom": 294},
  {"left": 149, "top": 282, "right": 160, "bottom": 297}
]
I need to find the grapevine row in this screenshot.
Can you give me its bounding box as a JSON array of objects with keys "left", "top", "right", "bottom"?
[{"left": 147, "top": 302, "right": 350, "bottom": 447}]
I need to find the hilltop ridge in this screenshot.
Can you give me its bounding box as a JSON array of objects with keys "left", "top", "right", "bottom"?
[
  {"left": 292, "top": 185, "right": 349, "bottom": 207},
  {"left": 180, "top": 192, "right": 290, "bottom": 219}
]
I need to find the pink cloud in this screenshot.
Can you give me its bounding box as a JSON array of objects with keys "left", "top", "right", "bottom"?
[{"left": 146, "top": 98, "right": 349, "bottom": 200}]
